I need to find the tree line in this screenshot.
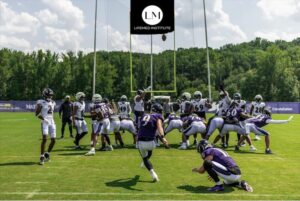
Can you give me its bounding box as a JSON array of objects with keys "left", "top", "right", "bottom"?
[{"left": 0, "top": 37, "right": 299, "bottom": 102}]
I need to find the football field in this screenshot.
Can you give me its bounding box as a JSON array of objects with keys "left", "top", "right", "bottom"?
[{"left": 0, "top": 112, "right": 299, "bottom": 200}]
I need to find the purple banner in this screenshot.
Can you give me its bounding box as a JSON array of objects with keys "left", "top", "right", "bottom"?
[{"left": 0, "top": 100, "right": 300, "bottom": 114}]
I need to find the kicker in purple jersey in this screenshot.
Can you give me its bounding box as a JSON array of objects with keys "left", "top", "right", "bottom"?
[
  {"left": 247, "top": 114, "right": 271, "bottom": 128},
  {"left": 202, "top": 148, "right": 238, "bottom": 169},
  {"left": 138, "top": 113, "right": 163, "bottom": 140}
]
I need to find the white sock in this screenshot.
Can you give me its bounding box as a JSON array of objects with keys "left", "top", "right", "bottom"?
[
  {"left": 216, "top": 181, "right": 222, "bottom": 185},
  {"left": 91, "top": 147, "right": 95, "bottom": 152}
]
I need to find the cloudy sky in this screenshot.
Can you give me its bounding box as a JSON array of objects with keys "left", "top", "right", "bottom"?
[{"left": 1, "top": 0, "right": 300, "bottom": 53}]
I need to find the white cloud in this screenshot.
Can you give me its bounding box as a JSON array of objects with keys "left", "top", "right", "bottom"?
[
  {"left": 254, "top": 31, "right": 300, "bottom": 41},
  {"left": 41, "top": 0, "right": 85, "bottom": 30},
  {"left": 35, "top": 9, "right": 59, "bottom": 26},
  {"left": 257, "top": 0, "right": 298, "bottom": 19},
  {"left": 0, "top": 35, "right": 30, "bottom": 49},
  {"left": 175, "top": 0, "right": 247, "bottom": 46},
  {"left": 42, "top": 26, "right": 82, "bottom": 51},
  {"left": 0, "top": 1, "right": 40, "bottom": 34},
  {"left": 101, "top": 25, "right": 162, "bottom": 53}
]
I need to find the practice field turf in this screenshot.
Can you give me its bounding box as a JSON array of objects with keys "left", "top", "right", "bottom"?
[{"left": 0, "top": 112, "right": 299, "bottom": 200}]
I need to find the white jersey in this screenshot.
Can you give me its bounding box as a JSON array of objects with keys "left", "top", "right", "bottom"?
[
  {"left": 251, "top": 101, "right": 265, "bottom": 116},
  {"left": 134, "top": 95, "right": 144, "bottom": 111},
  {"left": 238, "top": 100, "right": 247, "bottom": 112},
  {"left": 216, "top": 96, "right": 231, "bottom": 117},
  {"left": 36, "top": 99, "right": 56, "bottom": 122},
  {"left": 180, "top": 101, "right": 191, "bottom": 114},
  {"left": 118, "top": 101, "right": 131, "bottom": 119},
  {"left": 192, "top": 99, "right": 208, "bottom": 113},
  {"left": 74, "top": 101, "right": 85, "bottom": 119}
]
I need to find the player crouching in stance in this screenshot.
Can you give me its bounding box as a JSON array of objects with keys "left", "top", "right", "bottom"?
[
  {"left": 192, "top": 140, "right": 253, "bottom": 192},
  {"left": 137, "top": 103, "right": 169, "bottom": 182},
  {"left": 35, "top": 88, "right": 56, "bottom": 165},
  {"left": 238, "top": 107, "right": 293, "bottom": 154}
]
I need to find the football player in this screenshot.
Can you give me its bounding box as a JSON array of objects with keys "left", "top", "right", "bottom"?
[
  {"left": 249, "top": 94, "right": 265, "bottom": 140},
  {"left": 192, "top": 140, "right": 253, "bottom": 192},
  {"left": 116, "top": 95, "right": 137, "bottom": 146},
  {"left": 179, "top": 92, "right": 192, "bottom": 117},
  {"left": 191, "top": 91, "right": 212, "bottom": 119},
  {"left": 179, "top": 93, "right": 198, "bottom": 145},
  {"left": 118, "top": 95, "right": 132, "bottom": 119},
  {"left": 72, "top": 92, "right": 88, "bottom": 150},
  {"left": 35, "top": 88, "right": 56, "bottom": 165},
  {"left": 137, "top": 103, "right": 168, "bottom": 182},
  {"left": 134, "top": 89, "right": 145, "bottom": 131},
  {"left": 212, "top": 100, "right": 256, "bottom": 151},
  {"left": 178, "top": 114, "right": 206, "bottom": 150},
  {"left": 205, "top": 91, "right": 231, "bottom": 147},
  {"left": 238, "top": 107, "right": 293, "bottom": 154},
  {"left": 232, "top": 93, "right": 247, "bottom": 144},
  {"left": 85, "top": 94, "right": 103, "bottom": 155},
  {"left": 163, "top": 113, "right": 183, "bottom": 136}
]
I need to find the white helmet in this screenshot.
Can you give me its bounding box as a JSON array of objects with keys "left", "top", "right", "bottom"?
[
  {"left": 75, "top": 92, "right": 85, "bottom": 101},
  {"left": 193, "top": 91, "right": 202, "bottom": 100},
  {"left": 181, "top": 92, "right": 191, "bottom": 101},
  {"left": 254, "top": 94, "right": 263, "bottom": 102},
  {"left": 92, "top": 94, "right": 102, "bottom": 103}
]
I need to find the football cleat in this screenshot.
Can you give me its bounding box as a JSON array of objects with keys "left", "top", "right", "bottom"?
[
  {"left": 106, "top": 145, "right": 114, "bottom": 151},
  {"left": 39, "top": 156, "right": 45, "bottom": 165},
  {"left": 241, "top": 180, "right": 253, "bottom": 192},
  {"left": 265, "top": 149, "right": 273, "bottom": 154},
  {"left": 74, "top": 145, "right": 82, "bottom": 150},
  {"left": 85, "top": 150, "right": 95, "bottom": 156},
  {"left": 178, "top": 144, "right": 187, "bottom": 150},
  {"left": 44, "top": 152, "right": 50, "bottom": 162},
  {"left": 150, "top": 170, "right": 159, "bottom": 182},
  {"left": 235, "top": 145, "right": 240, "bottom": 151},
  {"left": 254, "top": 135, "right": 261, "bottom": 141},
  {"left": 249, "top": 146, "right": 257, "bottom": 151},
  {"left": 207, "top": 185, "right": 224, "bottom": 192}
]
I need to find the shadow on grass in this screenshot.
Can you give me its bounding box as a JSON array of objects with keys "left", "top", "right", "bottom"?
[
  {"left": 105, "top": 175, "right": 143, "bottom": 191},
  {"left": 0, "top": 161, "right": 37, "bottom": 166},
  {"left": 177, "top": 184, "right": 234, "bottom": 194}
]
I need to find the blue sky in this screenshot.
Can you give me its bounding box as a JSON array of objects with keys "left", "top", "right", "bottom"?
[{"left": 1, "top": 0, "right": 300, "bottom": 53}]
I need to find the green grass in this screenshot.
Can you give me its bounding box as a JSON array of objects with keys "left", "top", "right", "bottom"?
[{"left": 0, "top": 112, "right": 299, "bottom": 200}]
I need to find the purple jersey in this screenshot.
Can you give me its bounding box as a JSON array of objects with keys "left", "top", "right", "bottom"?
[
  {"left": 182, "top": 115, "right": 203, "bottom": 127},
  {"left": 247, "top": 114, "right": 271, "bottom": 128},
  {"left": 203, "top": 148, "right": 238, "bottom": 169},
  {"left": 224, "top": 106, "right": 242, "bottom": 124},
  {"left": 94, "top": 103, "right": 111, "bottom": 119},
  {"left": 168, "top": 113, "right": 180, "bottom": 121},
  {"left": 138, "top": 113, "right": 163, "bottom": 140}
]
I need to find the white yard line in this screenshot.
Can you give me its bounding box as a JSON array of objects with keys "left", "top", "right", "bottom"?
[
  {"left": 1, "top": 192, "right": 300, "bottom": 197},
  {"left": 15, "top": 182, "right": 48, "bottom": 184},
  {"left": 24, "top": 189, "right": 39, "bottom": 199}
]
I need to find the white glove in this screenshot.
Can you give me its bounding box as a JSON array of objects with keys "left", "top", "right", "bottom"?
[
  {"left": 144, "top": 86, "right": 152, "bottom": 92},
  {"left": 288, "top": 116, "right": 294, "bottom": 122}
]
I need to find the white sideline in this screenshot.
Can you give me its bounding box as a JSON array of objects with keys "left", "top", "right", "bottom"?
[{"left": 1, "top": 192, "right": 300, "bottom": 197}]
